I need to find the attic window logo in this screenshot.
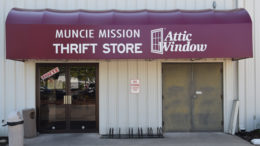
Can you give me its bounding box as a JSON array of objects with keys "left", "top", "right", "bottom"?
[
  {"left": 151, "top": 28, "right": 164, "bottom": 54},
  {"left": 150, "top": 28, "right": 207, "bottom": 55}
]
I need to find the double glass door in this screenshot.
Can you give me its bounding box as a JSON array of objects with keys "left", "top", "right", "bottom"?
[{"left": 37, "top": 64, "right": 98, "bottom": 132}]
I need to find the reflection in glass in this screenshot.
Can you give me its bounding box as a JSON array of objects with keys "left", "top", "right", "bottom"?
[
  {"left": 39, "top": 66, "right": 66, "bottom": 130},
  {"left": 70, "top": 66, "right": 96, "bottom": 130},
  {"left": 38, "top": 65, "right": 97, "bottom": 132}
]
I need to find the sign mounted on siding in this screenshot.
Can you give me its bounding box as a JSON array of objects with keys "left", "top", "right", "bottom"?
[
  {"left": 130, "top": 79, "right": 140, "bottom": 94},
  {"left": 6, "top": 9, "right": 252, "bottom": 60}
]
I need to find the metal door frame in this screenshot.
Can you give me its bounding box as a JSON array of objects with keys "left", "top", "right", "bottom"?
[
  {"left": 162, "top": 62, "right": 224, "bottom": 132},
  {"left": 36, "top": 63, "right": 99, "bottom": 133}
]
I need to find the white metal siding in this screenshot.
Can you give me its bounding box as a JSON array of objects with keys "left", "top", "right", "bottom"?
[
  {"left": 238, "top": 0, "right": 260, "bottom": 131},
  {"left": 99, "top": 60, "right": 162, "bottom": 134},
  {"left": 0, "top": 0, "right": 248, "bottom": 136}
]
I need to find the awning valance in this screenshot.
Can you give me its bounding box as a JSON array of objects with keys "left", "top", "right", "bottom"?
[{"left": 6, "top": 8, "right": 252, "bottom": 60}]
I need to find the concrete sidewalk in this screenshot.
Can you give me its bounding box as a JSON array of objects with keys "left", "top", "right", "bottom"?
[{"left": 24, "top": 132, "right": 252, "bottom": 146}]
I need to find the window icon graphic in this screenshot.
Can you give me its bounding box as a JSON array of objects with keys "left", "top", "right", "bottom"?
[{"left": 151, "top": 28, "right": 164, "bottom": 54}]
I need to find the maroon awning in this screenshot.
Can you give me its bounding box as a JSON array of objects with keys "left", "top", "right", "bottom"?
[{"left": 6, "top": 8, "right": 252, "bottom": 60}]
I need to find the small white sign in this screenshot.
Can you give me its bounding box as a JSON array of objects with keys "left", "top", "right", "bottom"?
[
  {"left": 196, "top": 91, "right": 203, "bottom": 95},
  {"left": 130, "top": 79, "right": 140, "bottom": 94},
  {"left": 196, "top": 91, "right": 202, "bottom": 95}
]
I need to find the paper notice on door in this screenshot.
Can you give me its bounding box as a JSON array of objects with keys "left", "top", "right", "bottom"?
[{"left": 41, "top": 67, "right": 60, "bottom": 80}]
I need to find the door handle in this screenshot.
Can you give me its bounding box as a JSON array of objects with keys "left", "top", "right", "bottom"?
[
  {"left": 64, "top": 95, "right": 72, "bottom": 104},
  {"left": 64, "top": 95, "right": 67, "bottom": 104},
  {"left": 193, "top": 91, "right": 203, "bottom": 99}
]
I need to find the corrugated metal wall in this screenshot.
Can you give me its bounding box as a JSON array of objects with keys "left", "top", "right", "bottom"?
[
  {"left": 99, "top": 60, "right": 162, "bottom": 134},
  {"left": 0, "top": 0, "right": 248, "bottom": 136},
  {"left": 238, "top": 0, "right": 260, "bottom": 131},
  {"left": 99, "top": 58, "right": 240, "bottom": 134}
]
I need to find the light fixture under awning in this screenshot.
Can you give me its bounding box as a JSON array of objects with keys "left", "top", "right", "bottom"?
[{"left": 6, "top": 8, "right": 252, "bottom": 60}]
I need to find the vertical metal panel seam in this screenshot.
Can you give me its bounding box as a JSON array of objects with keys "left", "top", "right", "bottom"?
[
  {"left": 238, "top": 60, "right": 246, "bottom": 130},
  {"left": 116, "top": 61, "right": 119, "bottom": 129},
  {"left": 164, "top": 0, "right": 167, "bottom": 9},
  {"left": 254, "top": 0, "right": 260, "bottom": 128},
  {"left": 232, "top": 62, "right": 237, "bottom": 100},
  {"left": 226, "top": 60, "right": 231, "bottom": 132},
  {"left": 253, "top": 0, "right": 257, "bottom": 129},
  {"left": 0, "top": 2, "right": 6, "bottom": 134},
  {"left": 54, "top": 0, "right": 58, "bottom": 9},
  {"left": 248, "top": 0, "right": 255, "bottom": 130},
  {"left": 137, "top": 60, "right": 139, "bottom": 127},
  {"left": 115, "top": 0, "right": 118, "bottom": 9},
  {"left": 157, "top": 60, "right": 160, "bottom": 126},
  {"left": 24, "top": 62, "right": 27, "bottom": 108},
  {"left": 106, "top": 61, "right": 110, "bottom": 131},
  {"left": 135, "top": 0, "right": 138, "bottom": 10},
  {"left": 236, "top": 62, "right": 239, "bottom": 101},
  {"left": 166, "top": 0, "right": 169, "bottom": 9},
  {"left": 14, "top": 62, "right": 17, "bottom": 109},
  {"left": 126, "top": 0, "right": 130, "bottom": 10},
  {"left": 174, "top": 0, "right": 178, "bottom": 9},
  {"left": 75, "top": 0, "right": 78, "bottom": 9},
  {"left": 146, "top": 60, "right": 149, "bottom": 129},
  {"left": 145, "top": 60, "right": 148, "bottom": 129},
  {"left": 223, "top": 61, "right": 227, "bottom": 131},
  {"left": 243, "top": 0, "right": 250, "bottom": 131},
  {"left": 3, "top": 0, "right": 9, "bottom": 135},
  {"left": 155, "top": 0, "right": 159, "bottom": 9},
  {"left": 0, "top": 2, "right": 3, "bottom": 59},
  {"left": 159, "top": 61, "right": 162, "bottom": 127},
  {"left": 105, "top": 0, "right": 109, "bottom": 10},
  {"left": 243, "top": 0, "right": 247, "bottom": 130},
  {"left": 244, "top": 59, "right": 247, "bottom": 129},
  {"left": 136, "top": 60, "right": 141, "bottom": 127},
  {"left": 3, "top": 60, "right": 6, "bottom": 134},
  {"left": 34, "top": 0, "right": 37, "bottom": 8},
  {"left": 156, "top": 61, "right": 158, "bottom": 126},
  {"left": 101, "top": 0, "right": 108, "bottom": 10},
  {"left": 235, "top": 4, "right": 240, "bottom": 133},
  {"left": 3, "top": 0, "right": 7, "bottom": 60},
  {"left": 95, "top": 0, "right": 99, "bottom": 10},
  {"left": 126, "top": 60, "right": 129, "bottom": 128},
  {"left": 243, "top": 60, "right": 246, "bottom": 129},
  {"left": 33, "top": 62, "right": 36, "bottom": 109},
  {"left": 44, "top": 0, "right": 47, "bottom": 9},
  {"left": 144, "top": 0, "right": 148, "bottom": 9},
  {"left": 136, "top": 60, "right": 139, "bottom": 128},
  {"left": 64, "top": 0, "right": 68, "bottom": 9}
]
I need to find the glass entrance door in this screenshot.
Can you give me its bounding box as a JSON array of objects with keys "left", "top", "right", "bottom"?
[
  {"left": 37, "top": 64, "right": 98, "bottom": 133},
  {"left": 69, "top": 65, "right": 97, "bottom": 131},
  {"left": 39, "top": 65, "right": 67, "bottom": 131}
]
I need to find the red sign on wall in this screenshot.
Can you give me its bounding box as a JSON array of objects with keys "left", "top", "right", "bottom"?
[{"left": 130, "top": 79, "right": 140, "bottom": 94}]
